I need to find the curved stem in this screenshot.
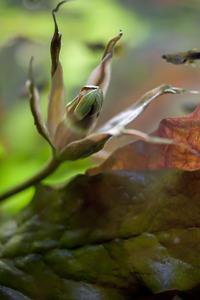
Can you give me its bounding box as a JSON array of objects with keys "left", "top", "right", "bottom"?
[{"left": 0, "top": 159, "right": 60, "bottom": 203}]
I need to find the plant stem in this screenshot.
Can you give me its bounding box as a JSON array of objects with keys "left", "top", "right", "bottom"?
[{"left": 0, "top": 159, "right": 60, "bottom": 203}]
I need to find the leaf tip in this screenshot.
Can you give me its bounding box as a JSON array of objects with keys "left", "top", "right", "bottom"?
[{"left": 51, "top": 1, "right": 70, "bottom": 76}]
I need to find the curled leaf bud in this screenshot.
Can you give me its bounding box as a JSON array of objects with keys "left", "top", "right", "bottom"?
[{"left": 66, "top": 85, "right": 104, "bottom": 133}]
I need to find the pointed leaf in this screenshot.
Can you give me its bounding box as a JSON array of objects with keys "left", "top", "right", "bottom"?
[
  {"left": 47, "top": 2, "right": 68, "bottom": 143},
  {"left": 87, "top": 31, "right": 123, "bottom": 96},
  {"left": 99, "top": 84, "right": 193, "bottom": 135},
  {"left": 50, "top": 1, "right": 67, "bottom": 77},
  {"left": 27, "top": 59, "right": 53, "bottom": 147}
]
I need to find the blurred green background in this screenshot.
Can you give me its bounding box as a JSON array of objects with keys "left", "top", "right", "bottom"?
[{"left": 0, "top": 0, "right": 200, "bottom": 217}]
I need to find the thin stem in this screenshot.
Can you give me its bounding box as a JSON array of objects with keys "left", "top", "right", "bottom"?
[
  {"left": 121, "top": 128, "right": 200, "bottom": 157},
  {"left": 0, "top": 159, "right": 60, "bottom": 203},
  {"left": 121, "top": 128, "right": 173, "bottom": 144}
]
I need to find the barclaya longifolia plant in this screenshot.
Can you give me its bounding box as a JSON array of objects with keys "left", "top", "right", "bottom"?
[{"left": 0, "top": 0, "right": 196, "bottom": 202}]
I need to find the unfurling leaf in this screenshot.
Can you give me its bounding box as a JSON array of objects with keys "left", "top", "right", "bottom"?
[
  {"left": 53, "top": 86, "right": 104, "bottom": 150},
  {"left": 51, "top": 82, "right": 107, "bottom": 154},
  {"left": 87, "top": 31, "right": 123, "bottom": 96},
  {"left": 66, "top": 86, "right": 103, "bottom": 132}
]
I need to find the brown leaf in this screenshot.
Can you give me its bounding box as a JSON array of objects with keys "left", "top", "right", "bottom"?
[{"left": 90, "top": 104, "right": 200, "bottom": 173}]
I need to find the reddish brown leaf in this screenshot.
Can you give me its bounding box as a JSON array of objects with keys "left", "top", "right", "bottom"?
[{"left": 90, "top": 104, "right": 200, "bottom": 173}]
